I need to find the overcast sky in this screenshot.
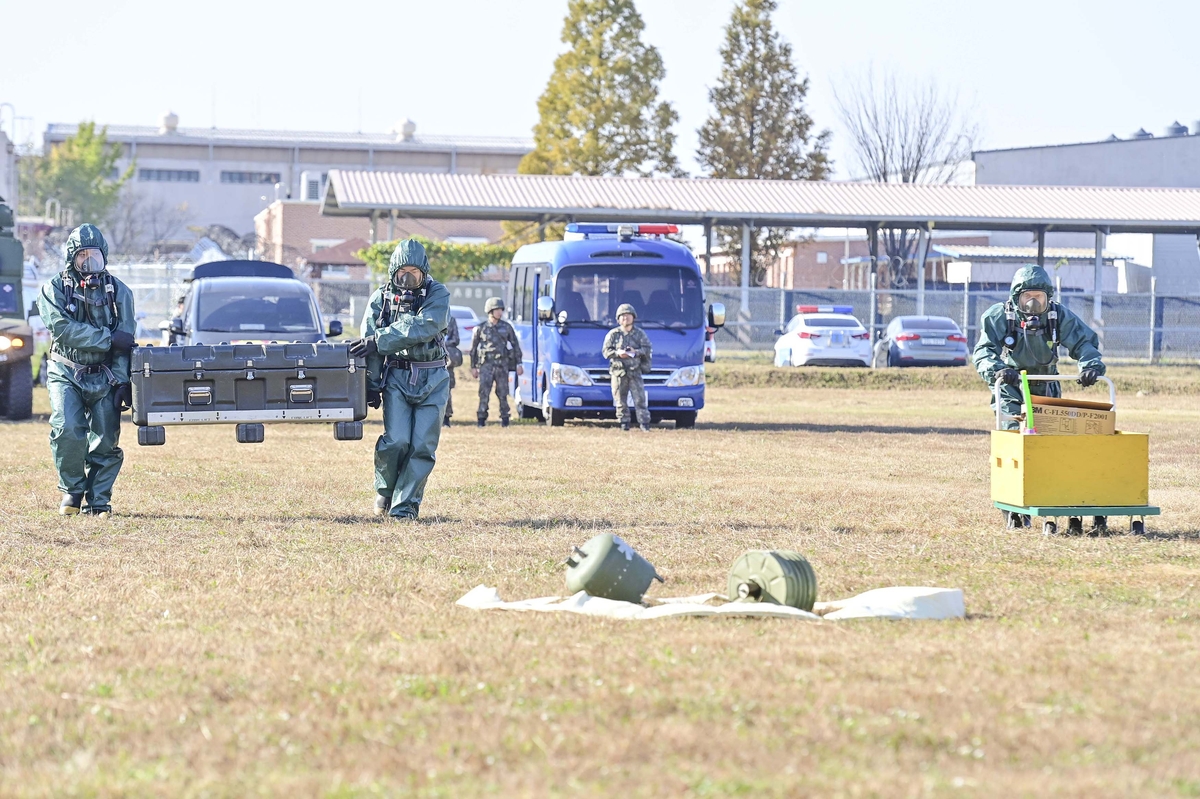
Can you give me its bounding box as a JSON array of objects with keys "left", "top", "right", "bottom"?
[{"left": 3, "top": 0, "right": 1198, "bottom": 179}]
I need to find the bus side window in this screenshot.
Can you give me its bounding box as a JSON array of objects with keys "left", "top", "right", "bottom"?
[
  {"left": 510, "top": 266, "right": 525, "bottom": 322},
  {"left": 521, "top": 268, "right": 536, "bottom": 321}
]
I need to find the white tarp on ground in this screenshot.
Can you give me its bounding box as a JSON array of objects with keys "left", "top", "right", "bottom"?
[{"left": 456, "top": 585, "right": 965, "bottom": 621}]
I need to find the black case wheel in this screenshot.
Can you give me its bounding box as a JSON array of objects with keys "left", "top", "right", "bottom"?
[
  {"left": 236, "top": 423, "right": 265, "bottom": 444},
  {"left": 334, "top": 421, "right": 363, "bottom": 441},
  {"left": 1130, "top": 519, "right": 1145, "bottom": 536},
  {"left": 1043, "top": 520, "right": 1057, "bottom": 536},
  {"left": 137, "top": 425, "right": 166, "bottom": 446}
]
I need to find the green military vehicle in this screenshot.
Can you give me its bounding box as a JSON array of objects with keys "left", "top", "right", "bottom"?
[{"left": 0, "top": 197, "right": 34, "bottom": 420}]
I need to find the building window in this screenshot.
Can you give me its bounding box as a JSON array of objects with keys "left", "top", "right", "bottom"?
[
  {"left": 139, "top": 169, "right": 200, "bottom": 182},
  {"left": 221, "top": 171, "right": 282, "bottom": 184},
  {"left": 816, "top": 251, "right": 828, "bottom": 264}
]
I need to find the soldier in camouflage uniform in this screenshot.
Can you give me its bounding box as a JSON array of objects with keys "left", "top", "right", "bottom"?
[
  {"left": 602, "top": 303, "right": 652, "bottom": 431},
  {"left": 443, "top": 313, "right": 460, "bottom": 427},
  {"left": 470, "top": 297, "right": 522, "bottom": 427}
]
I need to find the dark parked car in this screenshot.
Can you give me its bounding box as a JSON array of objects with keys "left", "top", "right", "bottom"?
[
  {"left": 873, "top": 315, "right": 968, "bottom": 368},
  {"left": 169, "top": 261, "right": 342, "bottom": 346}
]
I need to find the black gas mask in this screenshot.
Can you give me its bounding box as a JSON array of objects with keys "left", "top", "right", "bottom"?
[
  {"left": 73, "top": 247, "right": 107, "bottom": 287},
  {"left": 391, "top": 266, "right": 425, "bottom": 313}
]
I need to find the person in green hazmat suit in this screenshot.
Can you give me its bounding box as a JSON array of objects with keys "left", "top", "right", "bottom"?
[
  {"left": 972, "top": 263, "right": 1107, "bottom": 530},
  {"left": 37, "top": 224, "right": 137, "bottom": 517},
  {"left": 348, "top": 239, "right": 451, "bottom": 520}
]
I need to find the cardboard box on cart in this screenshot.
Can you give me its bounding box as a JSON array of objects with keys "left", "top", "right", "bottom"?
[{"left": 1029, "top": 395, "right": 1116, "bottom": 436}]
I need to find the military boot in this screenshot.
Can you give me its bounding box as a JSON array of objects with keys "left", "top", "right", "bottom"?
[
  {"left": 374, "top": 495, "right": 391, "bottom": 517},
  {"left": 639, "top": 423, "right": 651, "bottom": 432},
  {"left": 84, "top": 507, "right": 112, "bottom": 519},
  {"left": 59, "top": 493, "right": 83, "bottom": 516},
  {"left": 620, "top": 421, "right": 630, "bottom": 431},
  {"left": 501, "top": 417, "right": 510, "bottom": 428},
  {"left": 477, "top": 415, "right": 487, "bottom": 428}
]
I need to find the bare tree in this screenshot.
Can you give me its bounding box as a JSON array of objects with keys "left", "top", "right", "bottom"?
[
  {"left": 833, "top": 68, "right": 981, "bottom": 286},
  {"left": 105, "top": 187, "right": 193, "bottom": 259}
]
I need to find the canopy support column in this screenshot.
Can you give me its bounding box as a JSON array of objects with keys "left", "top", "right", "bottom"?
[
  {"left": 915, "top": 225, "right": 931, "bottom": 315},
  {"left": 740, "top": 222, "right": 752, "bottom": 344},
  {"left": 369, "top": 210, "right": 379, "bottom": 244},
  {"left": 703, "top": 219, "right": 713, "bottom": 282},
  {"left": 387, "top": 209, "right": 396, "bottom": 241},
  {"left": 1036, "top": 226, "right": 1046, "bottom": 267},
  {"left": 1093, "top": 228, "right": 1106, "bottom": 323}
]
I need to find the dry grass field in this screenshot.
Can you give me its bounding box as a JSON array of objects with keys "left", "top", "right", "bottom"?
[{"left": 2, "top": 365, "right": 1199, "bottom": 797}]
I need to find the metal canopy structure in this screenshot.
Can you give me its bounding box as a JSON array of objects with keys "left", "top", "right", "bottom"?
[
  {"left": 321, "top": 170, "right": 1200, "bottom": 235},
  {"left": 322, "top": 169, "right": 1200, "bottom": 319}
]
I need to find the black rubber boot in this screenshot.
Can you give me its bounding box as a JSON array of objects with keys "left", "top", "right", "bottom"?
[
  {"left": 477, "top": 416, "right": 486, "bottom": 428},
  {"left": 374, "top": 495, "right": 391, "bottom": 517},
  {"left": 60, "top": 493, "right": 83, "bottom": 516},
  {"left": 620, "top": 422, "right": 630, "bottom": 431},
  {"left": 443, "top": 416, "right": 451, "bottom": 428},
  {"left": 639, "top": 423, "right": 651, "bottom": 432},
  {"left": 501, "top": 417, "right": 510, "bottom": 428}
]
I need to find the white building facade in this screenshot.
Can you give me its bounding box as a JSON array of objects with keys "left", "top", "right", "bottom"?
[{"left": 43, "top": 115, "right": 531, "bottom": 244}]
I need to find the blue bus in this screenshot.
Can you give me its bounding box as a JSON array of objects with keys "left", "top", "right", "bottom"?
[{"left": 506, "top": 223, "right": 725, "bottom": 428}]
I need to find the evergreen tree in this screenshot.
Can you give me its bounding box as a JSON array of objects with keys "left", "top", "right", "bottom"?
[
  {"left": 697, "top": 0, "right": 830, "bottom": 284},
  {"left": 521, "top": 0, "right": 681, "bottom": 178},
  {"left": 28, "top": 122, "right": 132, "bottom": 225}
]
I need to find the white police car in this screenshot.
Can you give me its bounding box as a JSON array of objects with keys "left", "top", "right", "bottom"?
[{"left": 773, "top": 305, "right": 871, "bottom": 367}]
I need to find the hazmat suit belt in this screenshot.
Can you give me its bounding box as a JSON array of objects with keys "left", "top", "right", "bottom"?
[
  {"left": 385, "top": 357, "right": 447, "bottom": 369},
  {"left": 50, "top": 352, "right": 105, "bottom": 374}
]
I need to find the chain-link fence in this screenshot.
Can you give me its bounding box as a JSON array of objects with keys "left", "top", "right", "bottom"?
[
  {"left": 708, "top": 286, "right": 1200, "bottom": 362},
  {"left": 103, "top": 267, "right": 1200, "bottom": 363}
]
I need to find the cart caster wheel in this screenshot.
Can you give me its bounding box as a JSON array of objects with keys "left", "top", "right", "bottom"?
[
  {"left": 1022, "top": 514, "right": 1031, "bottom": 528},
  {"left": 1088, "top": 516, "right": 1109, "bottom": 537},
  {"left": 1130, "top": 520, "right": 1145, "bottom": 536},
  {"left": 1067, "top": 517, "right": 1084, "bottom": 536},
  {"left": 1043, "top": 520, "right": 1057, "bottom": 536},
  {"left": 1006, "top": 511, "right": 1021, "bottom": 530}
]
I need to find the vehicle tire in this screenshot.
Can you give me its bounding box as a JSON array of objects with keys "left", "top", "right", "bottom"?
[
  {"left": 538, "top": 388, "right": 551, "bottom": 424},
  {"left": 1043, "top": 520, "right": 1057, "bottom": 536},
  {"left": 548, "top": 406, "right": 566, "bottom": 427},
  {"left": 887, "top": 347, "right": 899, "bottom": 368},
  {"left": 2, "top": 360, "right": 33, "bottom": 421},
  {"left": 676, "top": 411, "right": 697, "bottom": 429},
  {"left": 1130, "top": 519, "right": 1145, "bottom": 536}
]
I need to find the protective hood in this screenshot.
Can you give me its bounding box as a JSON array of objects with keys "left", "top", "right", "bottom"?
[
  {"left": 388, "top": 238, "right": 430, "bottom": 278},
  {"left": 1009, "top": 264, "right": 1054, "bottom": 306},
  {"left": 64, "top": 223, "right": 110, "bottom": 270}
]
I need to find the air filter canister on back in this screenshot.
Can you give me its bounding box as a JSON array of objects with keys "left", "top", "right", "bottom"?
[{"left": 727, "top": 550, "right": 818, "bottom": 611}]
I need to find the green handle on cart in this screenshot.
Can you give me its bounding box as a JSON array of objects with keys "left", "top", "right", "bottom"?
[{"left": 1020, "top": 370, "right": 1036, "bottom": 434}]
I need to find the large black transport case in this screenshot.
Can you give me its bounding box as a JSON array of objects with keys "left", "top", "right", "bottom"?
[{"left": 131, "top": 342, "right": 367, "bottom": 446}]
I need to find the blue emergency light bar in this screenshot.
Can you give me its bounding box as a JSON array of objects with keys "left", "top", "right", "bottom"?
[
  {"left": 796, "top": 304, "right": 854, "bottom": 314},
  {"left": 566, "top": 223, "right": 679, "bottom": 237}
]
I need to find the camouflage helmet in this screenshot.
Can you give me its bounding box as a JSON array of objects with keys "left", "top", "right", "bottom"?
[
  {"left": 616, "top": 303, "right": 637, "bottom": 320},
  {"left": 485, "top": 297, "right": 505, "bottom": 313},
  {"left": 65, "top": 223, "right": 109, "bottom": 269}
]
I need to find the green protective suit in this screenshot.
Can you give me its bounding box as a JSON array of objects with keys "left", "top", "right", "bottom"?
[
  {"left": 361, "top": 239, "right": 450, "bottom": 518},
  {"left": 36, "top": 225, "right": 137, "bottom": 512},
  {"left": 972, "top": 264, "right": 1105, "bottom": 429}
]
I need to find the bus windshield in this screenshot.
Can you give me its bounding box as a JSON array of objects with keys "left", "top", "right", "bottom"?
[{"left": 554, "top": 265, "right": 704, "bottom": 328}]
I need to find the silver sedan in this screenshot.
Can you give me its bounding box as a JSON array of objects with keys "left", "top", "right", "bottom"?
[{"left": 873, "top": 316, "right": 969, "bottom": 368}]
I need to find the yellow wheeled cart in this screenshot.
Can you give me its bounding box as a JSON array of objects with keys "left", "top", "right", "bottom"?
[{"left": 991, "top": 375, "right": 1159, "bottom": 535}]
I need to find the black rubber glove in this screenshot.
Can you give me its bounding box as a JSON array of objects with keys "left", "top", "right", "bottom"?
[
  {"left": 995, "top": 367, "right": 1021, "bottom": 386},
  {"left": 348, "top": 337, "right": 377, "bottom": 358},
  {"left": 367, "top": 389, "right": 382, "bottom": 409},
  {"left": 1078, "top": 368, "right": 1099, "bottom": 388},
  {"left": 110, "top": 330, "right": 136, "bottom": 351},
  {"left": 112, "top": 383, "right": 133, "bottom": 413}
]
